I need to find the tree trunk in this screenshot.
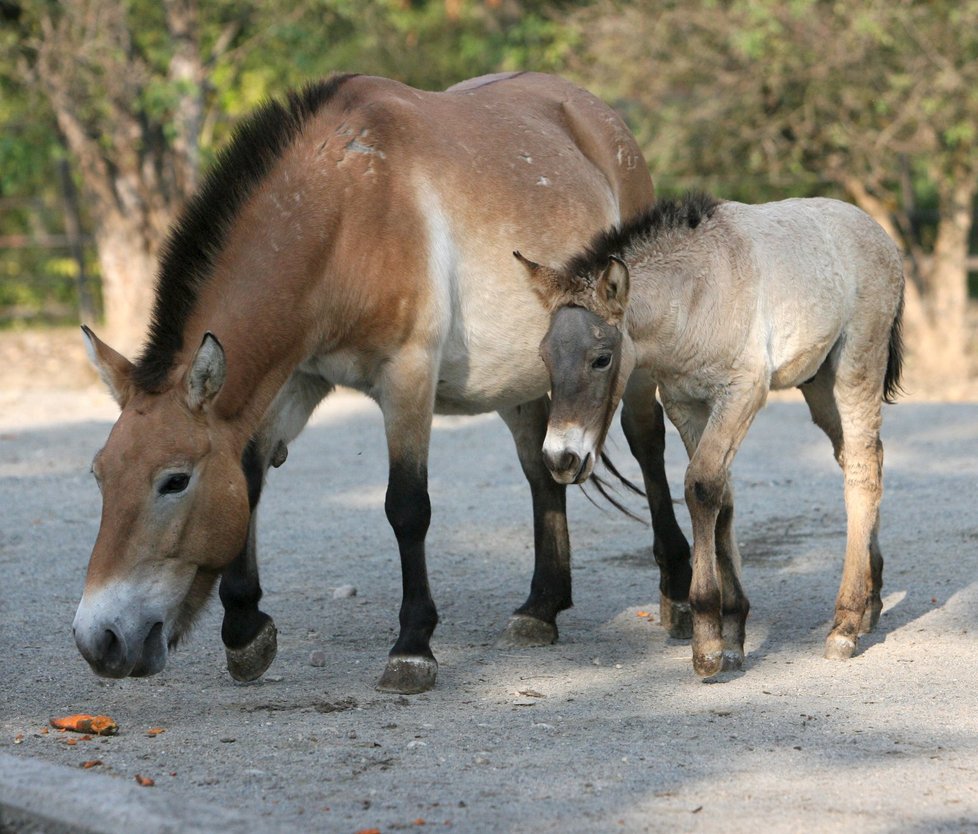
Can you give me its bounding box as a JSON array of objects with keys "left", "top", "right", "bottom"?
[
  {"left": 913, "top": 177, "right": 975, "bottom": 381},
  {"left": 93, "top": 214, "right": 159, "bottom": 358},
  {"left": 845, "top": 174, "right": 975, "bottom": 389}
]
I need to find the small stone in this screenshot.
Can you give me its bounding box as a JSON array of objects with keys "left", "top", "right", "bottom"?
[
  {"left": 309, "top": 650, "right": 327, "bottom": 667},
  {"left": 333, "top": 584, "right": 357, "bottom": 599}
]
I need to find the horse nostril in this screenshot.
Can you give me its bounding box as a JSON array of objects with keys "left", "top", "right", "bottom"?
[
  {"left": 98, "top": 626, "right": 126, "bottom": 668},
  {"left": 558, "top": 450, "right": 581, "bottom": 474}
]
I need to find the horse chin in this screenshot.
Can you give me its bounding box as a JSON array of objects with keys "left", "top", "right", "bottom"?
[{"left": 573, "top": 451, "right": 595, "bottom": 484}]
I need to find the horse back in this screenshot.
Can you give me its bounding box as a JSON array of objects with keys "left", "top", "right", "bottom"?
[{"left": 288, "top": 73, "right": 654, "bottom": 410}]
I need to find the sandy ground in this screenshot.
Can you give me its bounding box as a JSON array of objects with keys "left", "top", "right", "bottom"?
[{"left": 2, "top": 360, "right": 978, "bottom": 832}]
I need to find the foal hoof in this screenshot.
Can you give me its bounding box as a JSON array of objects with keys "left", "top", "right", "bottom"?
[
  {"left": 225, "top": 618, "right": 278, "bottom": 682},
  {"left": 824, "top": 633, "right": 857, "bottom": 660},
  {"left": 721, "top": 649, "right": 744, "bottom": 672},
  {"left": 376, "top": 655, "right": 438, "bottom": 695},
  {"left": 660, "top": 595, "right": 693, "bottom": 640},
  {"left": 693, "top": 650, "right": 724, "bottom": 678},
  {"left": 497, "top": 614, "right": 558, "bottom": 648}
]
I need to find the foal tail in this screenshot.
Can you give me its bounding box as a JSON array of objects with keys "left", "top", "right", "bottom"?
[{"left": 883, "top": 288, "right": 905, "bottom": 405}]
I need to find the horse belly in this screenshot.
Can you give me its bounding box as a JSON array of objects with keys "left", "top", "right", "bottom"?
[{"left": 434, "top": 330, "right": 550, "bottom": 415}]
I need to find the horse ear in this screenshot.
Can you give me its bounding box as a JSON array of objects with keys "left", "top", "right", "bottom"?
[
  {"left": 513, "top": 250, "right": 564, "bottom": 308},
  {"left": 81, "top": 325, "right": 135, "bottom": 409},
  {"left": 185, "top": 332, "right": 226, "bottom": 411},
  {"left": 595, "top": 256, "right": 630, "bottom": 320}
]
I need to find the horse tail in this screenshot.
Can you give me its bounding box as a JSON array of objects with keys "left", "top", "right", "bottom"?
[{"left": 883, "top": 285, "right": 905, "bottom": 405}]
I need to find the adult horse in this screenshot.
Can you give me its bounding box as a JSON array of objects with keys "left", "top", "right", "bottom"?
[
  {"left": 74, "top": 72, "right": 691, "bottom": 694},
  {"left": 520, "top": 193, "right": 904, "bottom": 677}
]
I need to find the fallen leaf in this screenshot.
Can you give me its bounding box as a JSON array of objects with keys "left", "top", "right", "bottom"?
[
  {"left": 81, "top": 760, "right": 102, "bottom": 769},
  {"left": 354, "top": 829, "right": 381, "bottom": 834},
  {"left": 517, "top": 689, "right": 545, "bottom": 698},
  {"left": 13, "top": 734, "right": 24, "bottom": 744},
  {"left": 146, "top": 728, "right": 165, "bottom": 737},
  {"left": 65, "top": 739, "right": 77, "bottom": 746},
  {"left": 636, "top": 610, "right": 651, "bottom": 618},
  {"left": 50, "top": 715, "right": 118, "bottom": 736},
  {"left": 39, "top": 728, "right": 49, "bottom": 735},
  {"left": 414, "top": 819, "right": 427, "bottom": 826},
  {"left": 134, "top": 774, "right": 155, "bottom": 787}
]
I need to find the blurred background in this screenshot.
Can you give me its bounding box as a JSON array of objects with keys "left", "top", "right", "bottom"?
[{"left": 1, "top": 0, "right": 976, "bottom": 396}]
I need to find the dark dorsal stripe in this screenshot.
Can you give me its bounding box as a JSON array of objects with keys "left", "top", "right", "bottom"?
[
  {"left": 133, "top": 73, "right": 358, "bottom": 393},
  {"left": 562, "top": 191, "right": 721, "bottom": 281}
]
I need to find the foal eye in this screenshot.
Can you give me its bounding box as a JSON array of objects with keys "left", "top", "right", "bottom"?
[
  {"left": 159, "top": 473, "right": 191, "bottom": 495},
  {"left": 591, "top": 354, "right": 612, "bottom": 370}
]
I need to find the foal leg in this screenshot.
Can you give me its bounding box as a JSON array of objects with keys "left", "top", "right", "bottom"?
[
  {"left": 375, "top": 355, "right": 440, "bottom": 694},
  {"left": 822, "top": 364, "right": 886, "bottom": 660},
  {"left": 620, "top": 371, "right": 692, "bottom": 638},
  {"left": 714, "top": 482, "right": 750, "bottom": 670},
  {"left": 671, "top": 387, "right": 763, "bottom": 677},
  {"left": 801, "top": 367, "right": 884, "bottom": 638},
  {"left": 497, "top": 397, "right": 571, "bottom": 647}
]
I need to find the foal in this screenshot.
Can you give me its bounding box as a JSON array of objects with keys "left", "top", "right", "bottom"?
[{"left": 520, "top": 192, "right": 904, "bottom": 676}]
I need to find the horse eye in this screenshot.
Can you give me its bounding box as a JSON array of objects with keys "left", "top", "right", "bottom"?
[
  {"left": 591, "top": 354, "right": 612, "bottom": 370},
  {"left": 159, "top": 473, "right": 191, "bottom": 495}
]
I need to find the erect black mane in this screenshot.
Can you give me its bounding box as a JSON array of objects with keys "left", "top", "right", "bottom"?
[
  {"left": 132, "top": 73, "right": 358, "bottom": 393},
  {"left": 562, "top": 191, "right": 721, "bottom": 281}
]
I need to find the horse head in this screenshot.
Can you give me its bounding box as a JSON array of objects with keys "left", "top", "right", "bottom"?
[
  {"left": 515, "top": 252, "right": 635, "bottom": 484},
  {"left": 74, "top": 328, "right": 250, "bottom": 677}
]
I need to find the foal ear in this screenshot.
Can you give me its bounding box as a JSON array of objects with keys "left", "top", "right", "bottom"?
[
  {"left": 81, "top": 325, "right": 135, "bottom": 409},
  {"left": 185, "top": 332, "right": 227, "bottom": 411},
  {"left": 595, "top": 257, "right": 630, "bottom": 321},
  {"left": 513, "top": 250, "right": 565, "bottom": 308}
]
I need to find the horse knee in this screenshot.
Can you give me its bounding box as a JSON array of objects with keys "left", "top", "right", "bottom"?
[{"left": 684, "top": 468, "right": 725, "bottom": 512}]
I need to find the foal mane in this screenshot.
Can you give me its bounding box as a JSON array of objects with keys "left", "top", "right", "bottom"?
[
  {"left": 562, "top": 191, "right": 721, "bottom": 287},
  {"left": 132, "top": 73, "right": 359, "bottom": 393}
]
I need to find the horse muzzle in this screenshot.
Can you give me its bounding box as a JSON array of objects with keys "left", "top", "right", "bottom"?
[
  {"left": 542, "top": 427, "right": 597, "bottom": 485},
  {"left": 73, "top": 591, "right": 169, "bottom": 678}
]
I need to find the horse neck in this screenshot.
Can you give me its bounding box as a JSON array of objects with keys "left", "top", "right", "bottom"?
[
  {"left": 181, "top": 154, "right": 341, "bottom": 439},
  {"left": 621, "top": 230, "right": 693, "bottom": 337}
]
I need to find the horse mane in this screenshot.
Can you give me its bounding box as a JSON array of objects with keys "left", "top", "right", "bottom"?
[
  {"left": 562, "top": 191, "right": 722, "bottom": 284},
  {"left": 132, "top": 73, "right": 359, "bottom": 392}
]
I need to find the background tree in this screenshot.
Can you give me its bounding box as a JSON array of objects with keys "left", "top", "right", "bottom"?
[
  {"left": 2, "top": 0, "right": 565, "bottom": 353},
  {"left": 565, "top": 0, "right": 978, "bottom": 384}
]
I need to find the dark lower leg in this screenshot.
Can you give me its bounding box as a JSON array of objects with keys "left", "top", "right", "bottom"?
[
  {"left": 715, "top": 497, "right": 750, "bottom": 669},
  {"left": 377, "top": 459, "right": 439, "bottom": 693},
  {"left": 621, "top": 397, "right": 692, "bottom": 638},
  {"left": 219, "top": 439, "right": 277, "bottom": 680},
  {"left": 498, "top": 400, "right": 571, "bottom": 647}
]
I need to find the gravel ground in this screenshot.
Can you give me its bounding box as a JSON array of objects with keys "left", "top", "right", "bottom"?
[{"left": 1, "top": 384, "right": 977, "bottom": 833}]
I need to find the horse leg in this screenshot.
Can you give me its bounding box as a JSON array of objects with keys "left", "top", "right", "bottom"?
[
  {"left": 220, "top": 439, "right": 278, "bottom": 681},
  {"left": 375, "top": 358, "right": 439, "bottom": 694},
  {"left": 670, "top": 386, "right": 763, "bottom": 677},
  {"left": 820, "top": 358, "right": 886, "bottom": 660},
  {"left": 801, "top": 366, "right": 884, "bottom": 636},
  {"left": 714, "top": 481, "right": 750, "bottom": 670},
  {"left": 620, "top": 371, "right": 692, "bottom": 638},
  {"left": 496, "top": 397, "right": 571, "bottom": 647},
  {"left": 220, "top": 372, "right": 332, "bottom": 681}
]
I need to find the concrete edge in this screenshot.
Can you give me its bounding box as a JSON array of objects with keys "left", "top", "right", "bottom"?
[{"left": 0, "top": 753, "right": 281, "bottom": 834}]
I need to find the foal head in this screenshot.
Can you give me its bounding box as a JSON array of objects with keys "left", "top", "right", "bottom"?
[
  {"left": 74, "top": 328, "right": 250, "bottom": 677},
  {"left": 515, "top": 252, "right": 634, "bottom": 484}
]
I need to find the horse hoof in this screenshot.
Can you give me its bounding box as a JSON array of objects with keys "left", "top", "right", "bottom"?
[
  {"left": 693, "top": 650, "right": 724, "bottom": 678},
  {"left": 376, "top": 655, "right": 438, "bottom": 694},
  {"left": 824, "top": 633, "right": 857, "bottom": 660},
  {"left": 721, "top": 649, "right": 744, "bottom": 672},
  {"left": 660, "top": 595, "right": 693, "bottom": 640},
  {"left": 225, "top": 618, "right": 278, "bottom": 681},
  {"left": 496, "top": 614, "right": 558, "bottom": 648}
]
